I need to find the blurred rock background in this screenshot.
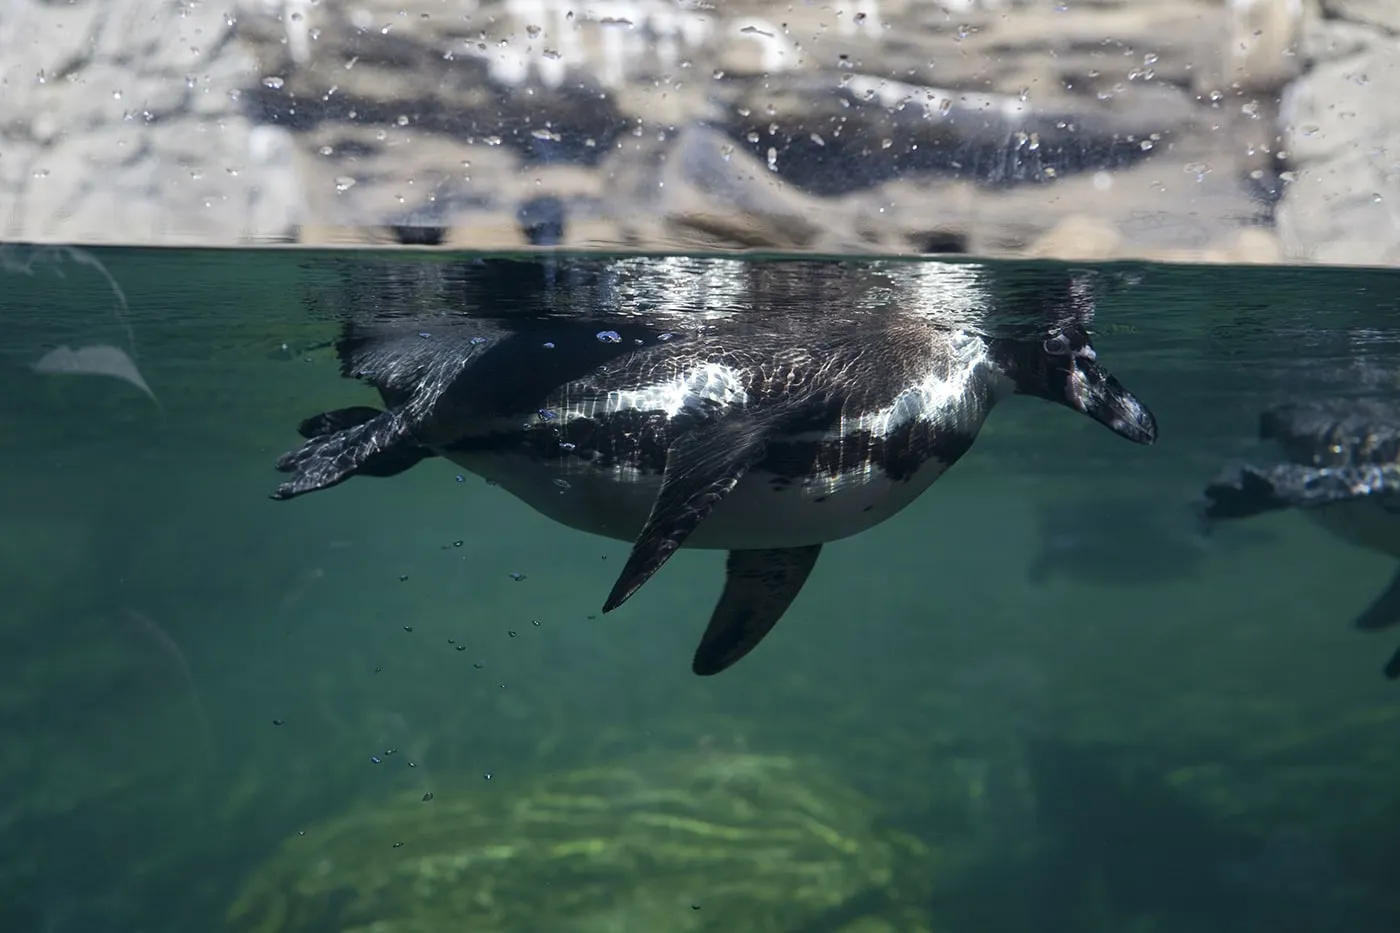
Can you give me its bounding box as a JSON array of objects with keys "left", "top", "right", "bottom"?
[{"left": 0, "top": 0, "right": 1396, "bottom": 264}]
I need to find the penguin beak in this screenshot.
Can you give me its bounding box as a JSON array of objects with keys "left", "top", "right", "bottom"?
[{"left": 1065, "top": 358, "right": 1157, "bottom": 445}]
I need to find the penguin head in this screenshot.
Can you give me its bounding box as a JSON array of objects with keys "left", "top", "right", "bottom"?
[{"left": 997, "top": 326, "right": 1158, "bottom": 445}]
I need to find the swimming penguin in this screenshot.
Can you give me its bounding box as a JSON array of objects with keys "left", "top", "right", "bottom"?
[
  {"left": 1201, "top": 399, "right": 1400, "bottom": 680},
  {"left": 271, "top": 262, "right": 1158, "bottom": 675}
]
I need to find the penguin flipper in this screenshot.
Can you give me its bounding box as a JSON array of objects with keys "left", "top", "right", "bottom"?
[
  {"left": 602, "top": 421, "right": 772, "bottom": 613},
  {"left": 692, "top": 546, "right": 823, "bottom": 676},
  {"left": 272, "top": 409, "right": 429, "bottom": 499}
]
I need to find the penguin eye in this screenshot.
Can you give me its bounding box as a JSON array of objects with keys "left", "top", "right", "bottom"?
[{"left": 1043, "top": 334, "right": 1072, "bottom": 356}]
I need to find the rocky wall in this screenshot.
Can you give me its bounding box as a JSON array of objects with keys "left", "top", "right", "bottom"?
[{"left": 0, "top": 0, "right": 1395, "bottom": 264}]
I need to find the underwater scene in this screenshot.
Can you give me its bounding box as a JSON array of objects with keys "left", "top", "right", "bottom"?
[{"left": 2, "top": 245, "right": 1399, "bottom": 933}]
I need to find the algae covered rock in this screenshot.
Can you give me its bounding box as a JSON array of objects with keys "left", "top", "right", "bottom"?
[{"left": 228, "top": 750, "right": 937, "bottom": 933}]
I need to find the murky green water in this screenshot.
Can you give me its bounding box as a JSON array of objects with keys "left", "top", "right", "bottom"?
[{"left": 2, "top": 245, "right": 1398, "bottom": 933}]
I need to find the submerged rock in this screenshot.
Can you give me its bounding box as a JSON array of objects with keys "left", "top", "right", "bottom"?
[{"left": 227, "top": 750, "right": 938, "bottom": 933}]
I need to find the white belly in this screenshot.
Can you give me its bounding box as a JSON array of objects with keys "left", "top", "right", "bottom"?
[{"left": 446, "top": 451, "right": 955, "bottom": 550}]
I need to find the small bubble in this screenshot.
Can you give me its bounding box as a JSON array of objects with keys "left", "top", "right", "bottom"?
[
  {"left": 542, "top": 341, "right": 556, "bottom": 349},
  {"left": 559, "top": 442, "right": 576, "bottom": 451},
  {"left": 483, "top": 773, "right": 493, "bottom": 781},
  {"left": 262, "top": 76, "right": 285, "bottom": 89},
  {"left": 403, "top": 625, "right": 414, "bottom": 632},
  {"left": 399, "top": 574, "right": 409, "bottom": 582},
  {"left": 392, "top": 841, "right": 403, "bottom": 848},
  {"left": 422, "top": 793, "right": 434, "bottom": 802},
  {"left": 470, "top": 336, "right": 488, "bottom": 345},
  {"left": 272, "top": 719, "right": 285, "bottom": 726},
  {"left": 596, "top": 330, "right": 622, "bottom": 343},
  {"left": 509, "top": 572, "right": 527, "bottom": 582},
  {"left": 508, "top": 630, "right": 518, "bottom": 638},
  {"left": 454, "top": 540, "right": 463, "bottom": 547},
  {"left": 553, "top": 478, "right": 571, "bottom": 490},
  {"left": 455, "top": 475, "right": 465, "bottom": 483},
  {"left": 371, "top": 756, "right": 381, "bottom": 764},
  {"left": 537, "top": 409, "right": 558, "bottom": 420}
]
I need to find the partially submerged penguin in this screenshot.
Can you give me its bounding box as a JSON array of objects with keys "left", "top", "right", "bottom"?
[
  {"left": 272, "top": 266, "right": 1157, "bottom": 675},
  {"left": 1201, "top": 399, "right": 1400, "bottom": 680}
]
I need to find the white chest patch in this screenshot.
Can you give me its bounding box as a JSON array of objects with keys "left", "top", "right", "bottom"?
[{"left": 577, "top": 362, "right": 751, "bottom": 421}]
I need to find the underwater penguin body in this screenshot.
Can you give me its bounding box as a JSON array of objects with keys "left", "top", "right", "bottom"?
[
  {"left": 273, "top": 310, "right": 1157, "bottom": 676},
  {"left": 1202, "top": 399, "right": 1400, "bottom": 680}
]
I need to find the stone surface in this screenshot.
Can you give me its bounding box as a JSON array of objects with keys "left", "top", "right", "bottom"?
[
  {"left": 0, "top": 0, "right": 302, "bottom": 244},
  {"left": 0, "top": 0, "right": 1395, "bottom": 264},
  {"left": 1276, "top": 42, "right": 1400, "bottom": 264}
]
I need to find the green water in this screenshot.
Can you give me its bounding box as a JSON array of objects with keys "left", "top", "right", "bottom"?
[{"left": 2, "top": 245, "right": 1398, "bottom": 932}]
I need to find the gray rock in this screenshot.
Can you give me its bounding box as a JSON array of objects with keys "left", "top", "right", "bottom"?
[
  {"left": 0, "top": 0, "right": 1393, "bottom": 262},
  {"left": 0, "top": 0, "right": 301, "bottom": 243},
  {"left": 1319, "top": 0, "right": 1400, "bottom": 33},
  {"left": 1276, "top": 43, "right": 1400, "bottom": 264}
]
